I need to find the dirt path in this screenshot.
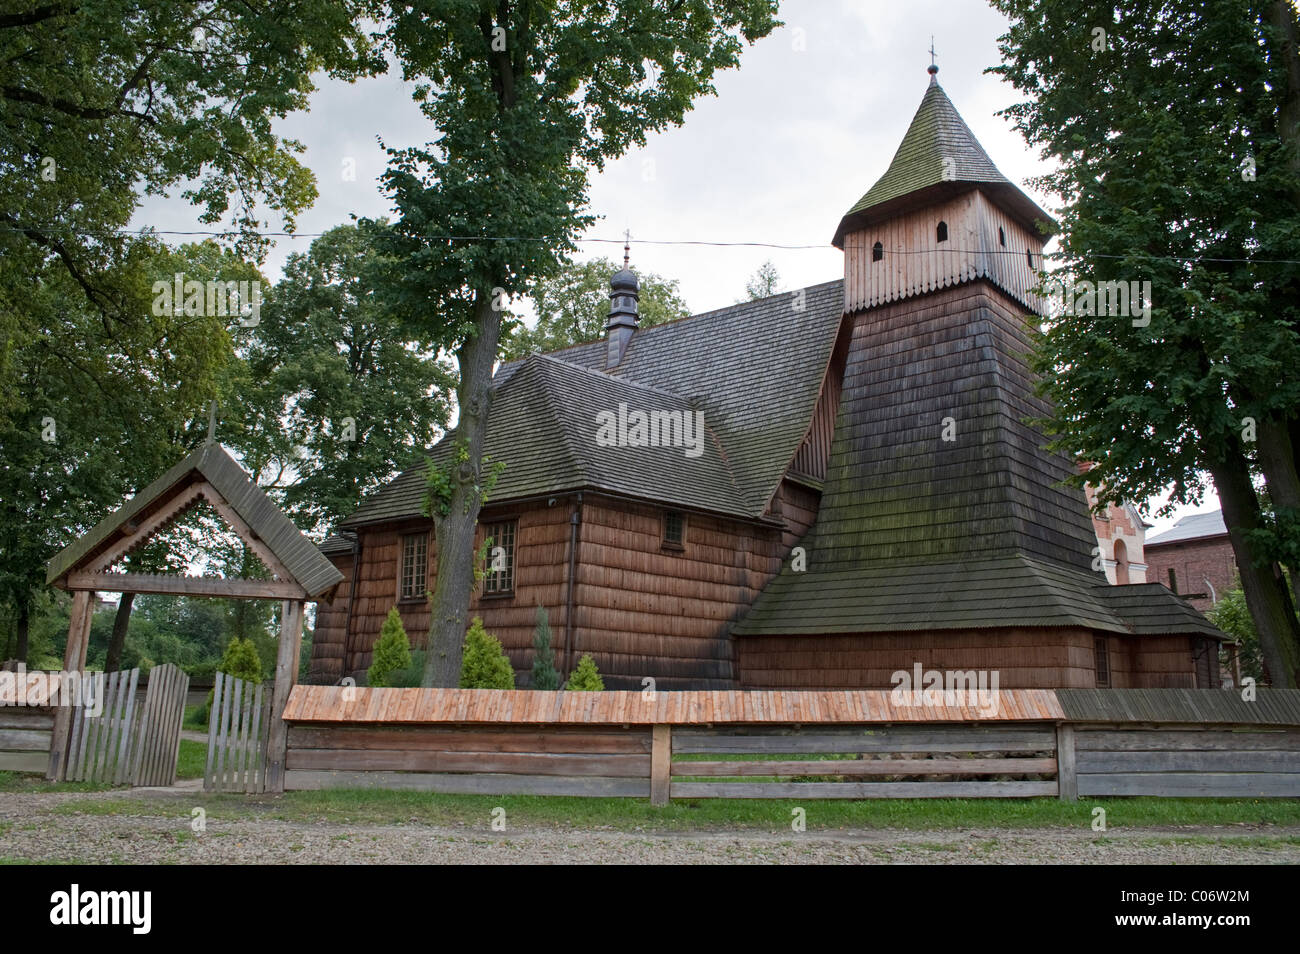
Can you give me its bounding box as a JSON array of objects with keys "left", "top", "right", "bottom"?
[{"left": 1, "top": 789, "right": 1296, "bottom": 864}]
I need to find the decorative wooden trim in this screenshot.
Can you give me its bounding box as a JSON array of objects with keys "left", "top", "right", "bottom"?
[
  {"left": 65, "top": 572, "right": 306, "bottom": 600},
  {"left": 89, "top": 483, "right": 208, "bottom": 572},
  {"left": 192, "top": 481, "right": 295, "bottom": 582}
]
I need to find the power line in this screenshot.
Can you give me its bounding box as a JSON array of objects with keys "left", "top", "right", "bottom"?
[{"left": 2, "top": 224, "right": 1298, "bottom": 265}]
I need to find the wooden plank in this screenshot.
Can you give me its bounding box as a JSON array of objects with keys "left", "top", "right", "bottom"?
[
  {"left": 0, "top": 711, "right": 54, "bottom": 730},
  {"left": 230, "top": 671, "right": 246, "bottom": 790},
  {"left": 65, "top": 572, "right": 307, "bottom": 600},
  {"left": 0, "top": 751, "right": 51, "bottom": 773},
  {"left": 672, "top": 757, "right": 1058, "bottom": 777},
  {"left": 669, "top": 780, "right": 1059, "bottom": 799},
  {"left": 1078, "top": 773, "right": 1300, "bottom": 798},
  {"left": 283, "top": 769, "right": 651, "bottom": 797},
  {"left": 0, "top": 730, "right": 52, "bottom": 751},
  {"left": 47, "top": 590, "right": 92, "bottom": 780},
  {"left": 203, "top": 671, "right": 222, "bottom": 792},
  {"left": 214, "top": 670, "right": 233, "bottom": 792},
  {"left": 1057, "top": 724, "right": 1077, "bottom": 802},
  {"left": 285, "top": 725, "right": 652, "bottom": 755},
  {"left": 113, "top": 669, "right": 139, "bottom": 785},
  {"left": 1077, "top": 750, "right": 1300, "bottom": 774},
  {"left": 650, "top": 725, "right": 670, "bottom": 806},
  {"left": 247, "top": 682, "right": 265, "bottom": 793},
  {"left": 671, "top": 727, "right": 1056, "bottom": 755},
  {"left": 265, "top": 599, "right": 304, "bottom": 793},
  {"left": 1076, "top": 729, "right": 1300, "bottom": 751},
  {"left": 285, "top": 748, "right": 651, "bottom": 777}
]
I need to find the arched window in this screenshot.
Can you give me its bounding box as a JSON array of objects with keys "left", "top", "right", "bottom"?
[
  {"left": 1026, "top": 248, "right": 1034, "bottom": 268},
  {"left": 998, "top": 226, "right": 1006, "bottom": 247},
  {"left": 936, "top": 221, "right": 948, "bottom": 242},
  {"left": 1113, "top": 539, "right": 1130, "bottom": 586},
  {"left": 872, "top": 241, "right": 883, "bottom": 262}
]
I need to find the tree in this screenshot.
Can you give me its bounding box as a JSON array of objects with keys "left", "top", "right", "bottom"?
[
  {"left": 530, "top": 605, "right": 559, "bottom": 690},
  {"left": 369, "top": 0, "right": 780, "bottom": 686},
  {"left": 235, "top": 224, "right": 455, "bottom": 536},
  {"left": 459, "top": 617, "right": 515, "bottom": 689},
  {"left": 743, "top": 260, "right": 782, "bottom": 300},
  {"left": 564, "top": 654, "right": 604, "bottom": 691},
  {"left": 1207, "top": 583, "right": 1266, "bottom": 683},
  {"left": 501, "top": 257, "right": 689, "bottom": 360},
  {"left": 991, "top": 0, "right": 1300, "bottom": 685},
  {"left": 368, "top": 608, "right": 412, "bottom": 687}
]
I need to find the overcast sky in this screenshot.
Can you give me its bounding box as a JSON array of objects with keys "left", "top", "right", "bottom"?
[{"left": 131, "top": 0, "right": 1217, "bottom": 535}]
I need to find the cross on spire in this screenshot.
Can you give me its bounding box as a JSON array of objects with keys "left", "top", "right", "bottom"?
[
  {"left": 623, "top": 229, "right": 631, "bottom": 269},
  {"left": 927, "top": 36, "right": 939, "bottom": 81},
  {"left": 929, "top": 36, "right": 936, "bottom": 67}
]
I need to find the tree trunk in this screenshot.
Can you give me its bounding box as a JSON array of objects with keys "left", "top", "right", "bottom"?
[
  {"left": 14, "top": 599, "right": 29, "bottom": 664},
  {"left": 104, "top": 591, "right": 135, "bottom": 672},
  {"left": 423, "top": 292, "right": 504, "bottom": 687},
  {"left": 1256, "top": 415, "right": 1300, "bottom": 599},
  {"left": 1210, "top": 456, "right": 1300, "bottom": 687}
]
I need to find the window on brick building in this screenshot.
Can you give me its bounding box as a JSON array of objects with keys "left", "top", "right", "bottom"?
[
  {"left": 1113, "top": 539, "right": 1129, "bottom": 586},
  {"left": 1094, "top": 637, "right": 1111, "bottom": 688},
  {"left": 1168, "top": 568, "right": 1178, "bottom": 594},
  {"left": 399, "top": 532, "right": 427, "bottom": 601}
]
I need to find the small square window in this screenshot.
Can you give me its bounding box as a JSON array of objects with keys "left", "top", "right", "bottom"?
[
  {"left": 663, "top": 511, "right": 685, "bottom": 549},
  {"left": 482, "top": 520, "right": 517, "bottom": 595},
  {"left": 400, "top": 532, "right": 427, "bottom": 600}
]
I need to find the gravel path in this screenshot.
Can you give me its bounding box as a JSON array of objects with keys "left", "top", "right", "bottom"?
[{"left": 1, "top": 789, "right": 1296, "bottom": 864}]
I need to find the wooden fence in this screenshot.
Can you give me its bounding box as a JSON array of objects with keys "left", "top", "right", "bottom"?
[
  {"left": 65, "top": 664, "right": 189, "bottom": 785},
  {"left": 279, "top": 686, "right": 1300, "bottom": 802},
  {"left": 205, "top": 671, "right": 270, "bottom": 793},
  {"left": 0, "top": 708, "right": 55, "bottom": 773}
]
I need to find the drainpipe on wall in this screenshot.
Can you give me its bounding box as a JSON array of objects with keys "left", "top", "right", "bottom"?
[
  {"left": 563, "top": 492, "right": 583, "bottom": 676},
  {"left": 342, "top": 530, "right": 361, "bottom": 681}
]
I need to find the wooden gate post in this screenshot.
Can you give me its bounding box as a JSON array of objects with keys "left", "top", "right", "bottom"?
[
  {"left": 46, "top": 590, "right": 93, "bottom": 781},
  {"left": 1056, "top": 723, "right": 1078, "bottom": 802},
  {"left": 265, "top": 599, "right": 305, "bottom": 793},
  {"left": 650, "top": 724, "right": 671, "bottom": 805}
]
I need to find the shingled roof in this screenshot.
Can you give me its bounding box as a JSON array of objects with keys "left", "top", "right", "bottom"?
[
  {"left": 340, "top": 280, "right": 844, "bottom": 528},
  {"left": 46, "top": 442, "right": 344, "bottom": 599},
  {"left": 832, "top": 73, "right": 1054, "bottom": 246}
]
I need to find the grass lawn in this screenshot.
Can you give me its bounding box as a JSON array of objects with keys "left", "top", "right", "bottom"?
[
  {"left": 36, "top": 788, "right": 1300, "bottom": 832},
  {"left": 176, "top": 739, "right": 206, "bottom": 780}
]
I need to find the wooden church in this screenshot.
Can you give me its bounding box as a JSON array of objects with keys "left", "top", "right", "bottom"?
[{"left": 309, "top": 67, "right": 1224, "bottom": 691}]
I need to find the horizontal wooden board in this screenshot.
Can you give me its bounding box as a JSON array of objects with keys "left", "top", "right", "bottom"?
[
  {"left": 0, "top": 729, "right": 51, "bottom": 751},
  {"left": 1076, "top": 729, "right": 1300, "bottom": 752},
  {"left": 284, "top": 769, "right": 650, "bottom": 797},
  {"left": 672, "top": 726, "right": 1056, "bottom": 755},
  {"left": 283, "top": 686, "right": 1066, "bottom": 725},
  {"left": 1077, "top": 773, "right": 1300, "bottom": 798},
  {"left": 1077, "top": 750, "right": 1300, "bottom": 774},
  {"left": 286, "top": 748, "right": 650, "bottom": 777},
  {"left": 0, "top": 710, "right": 54, "bottom": 730},
  {"left": 0, "top": 751, "right": 49, "bottom": 773},
  {"left": 670, "top": 780, "right": 1059, "bottom": 799},
  {"left": 287, "top": 725, "right": 651, "bottom": 754},
  {"left": 673, "top": 757, "right": 1058, "bottom": 777}
]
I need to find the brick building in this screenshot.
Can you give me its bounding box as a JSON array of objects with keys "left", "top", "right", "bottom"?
[{"left": 1143, "top": 510, "right": 1237, "bottom": 612}]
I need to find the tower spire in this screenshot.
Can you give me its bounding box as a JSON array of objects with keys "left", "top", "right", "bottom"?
[{"left": 623, "top": 228, "right": 631, "bottom": 269}]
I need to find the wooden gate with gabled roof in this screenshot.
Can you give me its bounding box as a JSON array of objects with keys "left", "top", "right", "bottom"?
[{"left": 44, "top": 440, "right": 344, "bottom": 790}]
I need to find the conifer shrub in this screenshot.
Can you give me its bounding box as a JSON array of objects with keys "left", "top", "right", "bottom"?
[
  {"left": 459, "top": 617, "right": 515, "bottom": 689},
  {"left": 531, "top": 605, "right": 560, "bottom": 690},
  {"left": 367, "top": 608, "right": 412, "bottom": 687},
  {"left": 564, "top": 653, "right": 604, "bottom": 691}
]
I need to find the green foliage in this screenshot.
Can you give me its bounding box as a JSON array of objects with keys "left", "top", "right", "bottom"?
[
  {"left": 459, "top": 618, "right": 515, "bottom": 689},
  {"left": 743, "top": 261, "right": 782, "bottom": 301},
  {"left": 1207, "top": 585, "right": 1266, "bottom": 683},
  {"left": 218, "top": 637, "right": 265, "bottom": 686},
  {"left": 501, "top": 258, "right": 690, "bottom": 360},
  {"left": 385, "top": 650, "right": 427, "bottom": 689},
  {"left": 368, "top": 609, "right": 412, "bottom": 688},
  {"left": 530, "top": 606, "right": 559, "bottom": 690},
  {"left": 564, "top": 654, "right": 604, "bottom": 692}
]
